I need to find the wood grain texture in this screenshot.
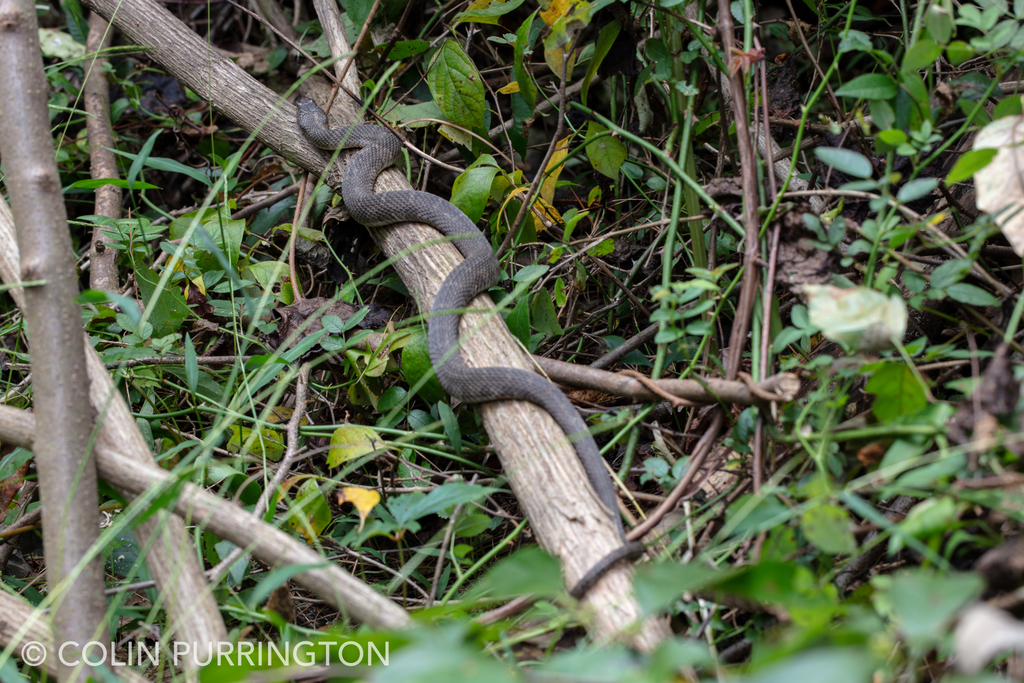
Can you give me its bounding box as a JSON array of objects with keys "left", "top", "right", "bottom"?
[
  {"left": 0, "top": 2, "right": 114, "bottom": 673},
  {"left": 82, "top": 0, "right": 668, "bottom": 646}
]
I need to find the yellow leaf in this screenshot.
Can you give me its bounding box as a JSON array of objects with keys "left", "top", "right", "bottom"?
[
  {"left": 337, "top": 487, "right": 381, "bottom": 532},
  {"left": 543, "top": 46, "right": 576, "bottom": 78},
  {"left": 497, "top": 81, "right": 520, "bottom": 94},
  {"left": 496, "top": 185, "right": 563, "bottom": 234},
  {"left": 265, "top": 406, "right": 309, "bottom": 427},
  {"left": 532, "top": 196, "right": 562, "bottom": 232},
  {"left": 540, "top": 0, "right": 572, "bottom": 27},
  {"left": 540, "top": 135, "right": 570, "bottom": 205}
]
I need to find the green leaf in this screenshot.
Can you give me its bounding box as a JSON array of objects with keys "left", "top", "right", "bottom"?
[
  {"left": 287, "top": 479, "right": 331, "bottom": 543},
  {"left": 945, "top": 148, "right": 997, "bottom": 184},
  {"left": 427, "top": 40, "right": 486, "bottom": 132},
  {"left": 184, "top": 334, "right": 198, "bottom": 393},
  {"left": 388, "top": 483, "right": 503, "bottom": 528},
  {"left": 0, "top": 448, "right": 32, "bottom": 481},
  {"left": 726, "top": 494, "right": 790, "bottom": 537},
  {"left": 801, "top": 504, "right": 857, "bottom": 555},
  {"left": 902, "top": 39, "right": 943, "bottom": 71},
  {"left": 947, "top": 40, "right": 974, "bottom": 65},
  {"left": 227, "top": 425, "right": 285, "bottom": 461},
  {"left": 62, "top": 0, "right": 88, "bottom": 44},
  {"left": 242, "top": 261, "right": 288, "bottom": 298},
  {"left": 530, "top": 290, "right": 563, "bottom": 335},
  {"left": 875, "top": 128, "right": 906, "bottom": 153},
  {"left": 586, "top": 121, "right": 627, "bottom": 178},
  {"left": 467, "top": 547, "right": 564, "bottom": 599},
  {"left": 114, "top": 145, "right": 213, "bottom": 188},
  {"left": 454, "top": 511, "right": 491, "bottom": 537},
  {"left": 127, "top": 130, "right": 160, "bottom": 191},
  {"left": 401, "top": 330, "right": 446, "bottom": 404},
  {"left": 65, "top": 178, "right": 161, "bottom": 192},
  {"left": 275, "top": 222, "right": 325, "bottom": 242},
  {"left": 633, "top": 562, "right": 726, "bottom": 614},
  {"left": 381, "top": 39, "right": 429, "bottom": 60},
  {"left": 837, "top": 30, "right": 872, "bottom": 52},
  {"left": 896, "top": 496, "right": 960, "bottom": 546},
  {"left": 925, "top": 5, "right": 954, "bottom": 43},
  {"left": 882, "top": 570, "right": 985, "bottom": 649},
  {"left": 170, "top": 207, "right": 246, "bottom": 268},
  {"left": 506, "top": 295, "right": 531, "bottom": 347},
  {"left": 588, "top": 237, "right": 615, "bottom": 256},
  {"left": 835, "top": 73, "right": 898, "bottom": 99},
  {"left": 582, "top": 20, "right": 620, "bottom": 106},
  {"left": 451, "top": 162, "right": 500, "bottom": 223},
  {"left": 946, "top": 282, "right": 1000, "bottom": 306},
  {"left": 328, "top": 425, "right": 387, "bottom": 468},
  {"left": 134, "top": 262, "right": 190, "bottom": 336},
  {"left": 978, "top": 0, "right": 1009, "bottom": 13},
  {"left": 866, "top": 362, "right": 927, "bottom": 422},
  {"left": 716, "top": 562, "right": 832, "bottom": 609},
  {"left": 452, "top": 0, "right": 525, "bottom": 26},
  {"left": 39, "top": 29, "right": 84, "bottom": 60},
  {"left": 542, "top": 0, "right": 615, "bottom": 50},
  {"left": 929, "top": 258, "right": 970, "bottom": 289},
  {"left": 896, "top": 178, "right": 938, "bottom": 203},
  {"left": 814, "top": 147, "right": 873, "bottom": 178},
  {"left": 381, "top": 99, "right": 444, "bottom": 128},
  {"left": 994, "top": 96, "right": 1023, "bottom": 119},
  {"left": 512, "top": 264, "right": 548, "bottom": 283},
  {"left": 745, "top": 648, "right": 878, "bottom": 683},
  {"left": 514, "top": 12, "right": 538, "bottom": 109},
  {"left": 438, "top": 400, "right": 461, "bottom": 455}
]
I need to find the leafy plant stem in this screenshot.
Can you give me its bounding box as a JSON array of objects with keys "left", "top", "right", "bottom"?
[{"left": 652, "top": 154, "right": 685, "bottom": 380}]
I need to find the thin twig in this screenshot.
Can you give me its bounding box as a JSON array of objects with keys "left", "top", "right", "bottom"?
[
  {"left": 231, "top": 184, "right": 299, "bottom": 221},
  {"left": 591, "top": 323, "right": 659, "bottom": 370},
  {"left": 336, "top": 0, "right": 383, "bottom": 86},
  {"left": 287, "top": 176, "right": 310, "bottom": 302},
  {"left": 717, "top": 0, "right": 760, "bottom": 382},
  {"left": 365, "top": 0, "right": 416, "bottom": 83},
  {"left": 496, "top": 49, "right": 572, "bottom": 259},
  {"left": 626, "top": 411, "right": 724, "bottom": 542},
  {"left": 208, "top": 363, "right": 312, "bottom": 582},
  {"left": 758, "top": 48, "right": 777, "bottom": 202}
]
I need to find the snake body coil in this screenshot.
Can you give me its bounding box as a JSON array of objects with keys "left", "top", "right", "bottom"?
[{"left": 295, "top": 98, "right": 626, "bottom": 547}]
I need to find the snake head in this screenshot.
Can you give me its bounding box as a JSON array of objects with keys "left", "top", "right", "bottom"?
[{"left": 295, "top": 97, "right": 328, "bottom": 130}]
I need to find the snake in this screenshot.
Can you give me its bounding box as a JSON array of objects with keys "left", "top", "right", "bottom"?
[{"left": 296, "top": 97, "right": 640, "bottom": 594}]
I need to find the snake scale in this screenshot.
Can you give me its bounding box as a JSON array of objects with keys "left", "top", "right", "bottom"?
[{"left": 296, "top": 97, "right": 639, "bottom": 593}]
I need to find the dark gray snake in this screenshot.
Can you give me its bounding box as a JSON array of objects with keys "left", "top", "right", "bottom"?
[{"left": 295, "top": 98, "right": 640, "bottom": 594}]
